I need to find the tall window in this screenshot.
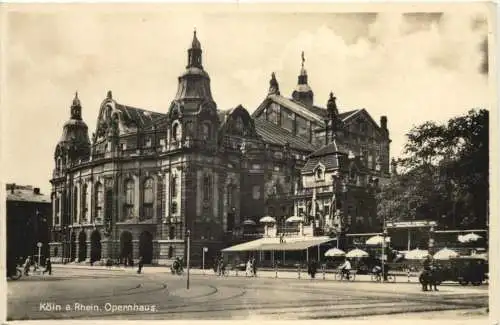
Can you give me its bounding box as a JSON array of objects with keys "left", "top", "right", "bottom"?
[
  {"left": 95, "top": 182, "right": 104, "bottom": 223},
  {"left": 124, "top": 179, "right": 134, "bottom": 219},
  {"left": 266, "top": 103, "right": 279, "bottom": 124},
  {"left": 280, "top": 108, "right": 294, "bottom": 132},
  {"left": 185, "top": 121, "right": 193, "bottom": 137},
  {"left": 143, "top": 178, "right": 154, "bottom": 220},
  {"left": 55, "top": 195, "right": 60, "bottom": 225},
  {"left": 201, "top": 122, "right": 211, "bottom": 140},
  {"left": 171, "top": 176, "right": 177, "bottom": 197},
  {"left": 203, "top": 175, "right": 211, "bottom": 201},
  {"left": 172, "top": 123, "right": 179, "bottom": 141},
  {"left": 296, "top": 115, "right": 309, "bottom": 139},
  {"left": 82, "top": 184, "right": 88, "bottom": 222},
  {"left": 72, "top": 186, "right": 78, "bottom": 223}
]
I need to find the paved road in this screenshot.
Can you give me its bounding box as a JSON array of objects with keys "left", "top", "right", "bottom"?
[{"left": 7, "top": 267, "right": 488, "bottom": 320}]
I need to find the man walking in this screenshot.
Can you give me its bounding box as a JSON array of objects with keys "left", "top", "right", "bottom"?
[{"left": 137, "top": 256, "right": 144, "bottom": 274}]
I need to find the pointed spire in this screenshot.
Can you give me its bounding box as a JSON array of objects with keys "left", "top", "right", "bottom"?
[
  {"left": 297, "top": 51, "right": 309, "bottom": 85},
  {"left": 72, "top": 91, "right": 80, "bottom": 107},
  {"left": 191, "top": 28, "right": 201, "bottom": 49},
  {"left": 187, "top": 29, "right": 203, "bottom": 68},
  {"left": 107, "top": 90, "right": 113, "bottom": 100},
  {"left": 70, "top": 91, "right": 82, "bottom": 120},
  {"left": 268, "top": 72, "right": 280, "bottom": 96}
]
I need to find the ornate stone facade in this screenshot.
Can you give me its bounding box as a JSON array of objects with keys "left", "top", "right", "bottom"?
[{"left": 49, "top": 31, "right": 391, "bottom": 266}]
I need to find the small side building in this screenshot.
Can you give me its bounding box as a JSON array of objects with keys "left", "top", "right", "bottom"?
[{"left": 6, "top": 183, "right": 52, "bottom": 264}]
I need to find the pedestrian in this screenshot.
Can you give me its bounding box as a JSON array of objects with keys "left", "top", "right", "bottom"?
[
  {"left": 43, "top": 257, "right": 52, "bottom": 275},
  {"left": 137, "top": 256, "right": 144, "bottom": 274},
  {"left": 245, "top": 259, "right": 252, "bottom": 277},
  {"left": 23, "top": 256, "right": 31, "bottom": 276},
  {"left": 252, "top": 257, "right": 257, "bottom": 277}
]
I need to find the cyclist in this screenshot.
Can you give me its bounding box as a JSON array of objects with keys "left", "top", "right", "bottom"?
[{"left": 338, "top": 257, "right": 352, "bottom": 280}]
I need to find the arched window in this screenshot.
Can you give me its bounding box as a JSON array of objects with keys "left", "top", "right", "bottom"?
[
  {"left": 56, "top": 157, "right": 62, "bottom": 171},
  {"left": 124, "top": 179, "right": 135, "bottom": 219},
  {"left": 201, "top": 122, "right": 211, "bottom": 140},
  {"left": 95, "top": 182, "right": 104, "bottom": 223},
  {"left": 171, "top": 202, "right": 178, "bottom": 214},
  {"left": 81, "top": 184, "right": 89, "bottom": 223},
  {"left": 142, "top": 178, "right": 154, "bottom": 220},
  {"left": 203, "top": 175, "right": 211, "bottom": 201},
  {"left": 73, "top": 186, "right": 78, "bottom": 223},
  {"left": 172, "top": 123, "right": 180, "bottom": 142}
]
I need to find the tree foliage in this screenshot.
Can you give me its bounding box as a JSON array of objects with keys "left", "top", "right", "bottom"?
[{"left": 377, "top": 109, "right": 489, "bottom": 229}]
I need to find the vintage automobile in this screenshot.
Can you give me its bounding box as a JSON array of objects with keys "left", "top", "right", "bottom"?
[{"left": 435, "top": 256, "right": 488, "bottom": 286}]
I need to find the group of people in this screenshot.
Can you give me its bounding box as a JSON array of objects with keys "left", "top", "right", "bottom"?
[
  {"left": 245, "top": 257, "right": 257, "bottom": 277},
  {"left": 21, "top": 256, "right": 52, "bottom": 276}
]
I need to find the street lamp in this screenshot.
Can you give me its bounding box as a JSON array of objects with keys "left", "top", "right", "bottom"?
[
  {"left": 382, "top": 228, "right": 388, "bottom": 281},
  {"left": 186, "top": 229, "right": 191, "bottom": 290},
  {"left": 428, "top": 226, "right": 435, "bottom": 256},
  {"left": 202, "top": 247, "right": 208, "bottom": 274}
]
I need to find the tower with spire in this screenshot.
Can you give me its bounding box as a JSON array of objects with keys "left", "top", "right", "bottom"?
[
  {"left": 291, "top": 51, "right": 314, "bottom": 107},
  {"left": 172, "top": 29, "right": 216, "bottom": 112},
  {"left": 54, "top": 92, "right": 91, "bottom": 171}
]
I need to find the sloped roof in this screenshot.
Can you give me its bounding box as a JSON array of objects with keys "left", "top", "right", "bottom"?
[
  {"left": 254, "top": 118, "right": 319, "bottom": 153},
  {"left": 268, "top": 95, "right": 324, "bottom": 124},
  {"left": 115, "top": 103, "right": 167, "bottom": 129},
  {"left": 7, "top": 189, "right": 51, "bottom": 203},
  {"left": 309, "top": 140, "right": 351, "bottom": 158}
]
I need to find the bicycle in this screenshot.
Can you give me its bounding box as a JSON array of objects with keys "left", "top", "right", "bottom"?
[
  {"left": 334, "top": 269, "right": 356, "bottom": 281},
  {"left": 371, "top": 272, "right": 396, "bottom": 283}
]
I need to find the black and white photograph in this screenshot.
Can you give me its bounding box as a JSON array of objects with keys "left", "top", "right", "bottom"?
[{"left": 1, "top": 2, "right": 496, "bottom": 322}]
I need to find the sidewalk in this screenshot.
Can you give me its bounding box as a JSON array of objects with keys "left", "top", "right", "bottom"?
[{"left": 53, "top": 264, "right": 421, "bottom": 283}]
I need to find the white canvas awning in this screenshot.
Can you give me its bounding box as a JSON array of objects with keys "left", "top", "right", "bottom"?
[{"left": 259, "top": 238, "right": 333, "bottom": 251}]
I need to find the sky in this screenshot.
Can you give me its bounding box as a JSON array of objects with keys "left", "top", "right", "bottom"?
[{"left": 1, "top": 3, "right": 491, "bottom": 194}]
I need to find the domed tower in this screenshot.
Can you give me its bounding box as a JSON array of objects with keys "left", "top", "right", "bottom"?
[
  {"left": 291, "top": 51, "right": 314, "bottom": 107},
  {"left": 168, "top": 30, "right": 219, "bottom": 148},
  {"left": 54, "top": 92, "right": 91, "bottom": 172}
]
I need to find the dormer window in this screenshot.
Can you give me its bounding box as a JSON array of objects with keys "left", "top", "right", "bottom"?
[{"left": 314, "top": 164, "right": 325, "bottom": 181}]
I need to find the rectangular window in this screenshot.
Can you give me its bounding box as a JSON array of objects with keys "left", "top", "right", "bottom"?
[
  {"left": 266, "top": 104, "right": 279, "bottom": 124},
  {"left": 280, "top": 108, "right": 294, "bottom": 132},
  {"left": 55, "top": 197, "right": 60, "bottom": 225},
  {"left": 296, "top": 115, "right": 309, "bottom": 139},
  {"left": 143, "top": 205, "right": 154, "bottom": 219}
]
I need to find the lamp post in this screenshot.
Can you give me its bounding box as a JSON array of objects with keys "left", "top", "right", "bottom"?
[
  {"left": 202, "top": 247, "right": 208, "bottom": 274},
  {"left": 186, "top": 229, "right": 191, "bottom": 290},
  {"left": 381, "top": 228, "right": 388, "bottom": 281},
  {"left": 428, "top": 226, "right": 435, "bottom": 256}
]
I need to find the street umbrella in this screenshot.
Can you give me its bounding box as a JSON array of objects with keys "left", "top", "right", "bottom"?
[
  {"left": 285, "top": 215, "right": 302, "bottom": 223},
  {"left": 433, "top": 248, "right": 459, "bottom": 260},
  {"left": 405, "top": 249, "right": 429, "bottom": 260},
  {"left": 324, "top": 248, "right": 346, "bottom": 257},
  {"left": 242, "top": 219, "right": 257, "bottom": 226},
  {"left": 365, "top": 235, "right": 391, "bottom": 246},
  {"left": 458, "top": 233, "right": 482, "bottom": 243},
  {"left": 346, "top": 248, "right": 369, "bottom": 258},
  {"left": 259, "top": 216, "right": 276, "bottom": 224}
]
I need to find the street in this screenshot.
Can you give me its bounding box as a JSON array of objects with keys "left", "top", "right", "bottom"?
[{"left": 7, "top": 265, "right": 488, "bottom": 320}]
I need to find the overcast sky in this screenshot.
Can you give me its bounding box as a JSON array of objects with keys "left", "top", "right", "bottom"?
[{"left": 1, "top": 4, "right": 491, "bottom": 194}]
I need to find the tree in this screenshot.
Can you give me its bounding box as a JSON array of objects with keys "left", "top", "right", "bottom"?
[{"left": 377, "top": 109, "right": 488, "bottom": 229}]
